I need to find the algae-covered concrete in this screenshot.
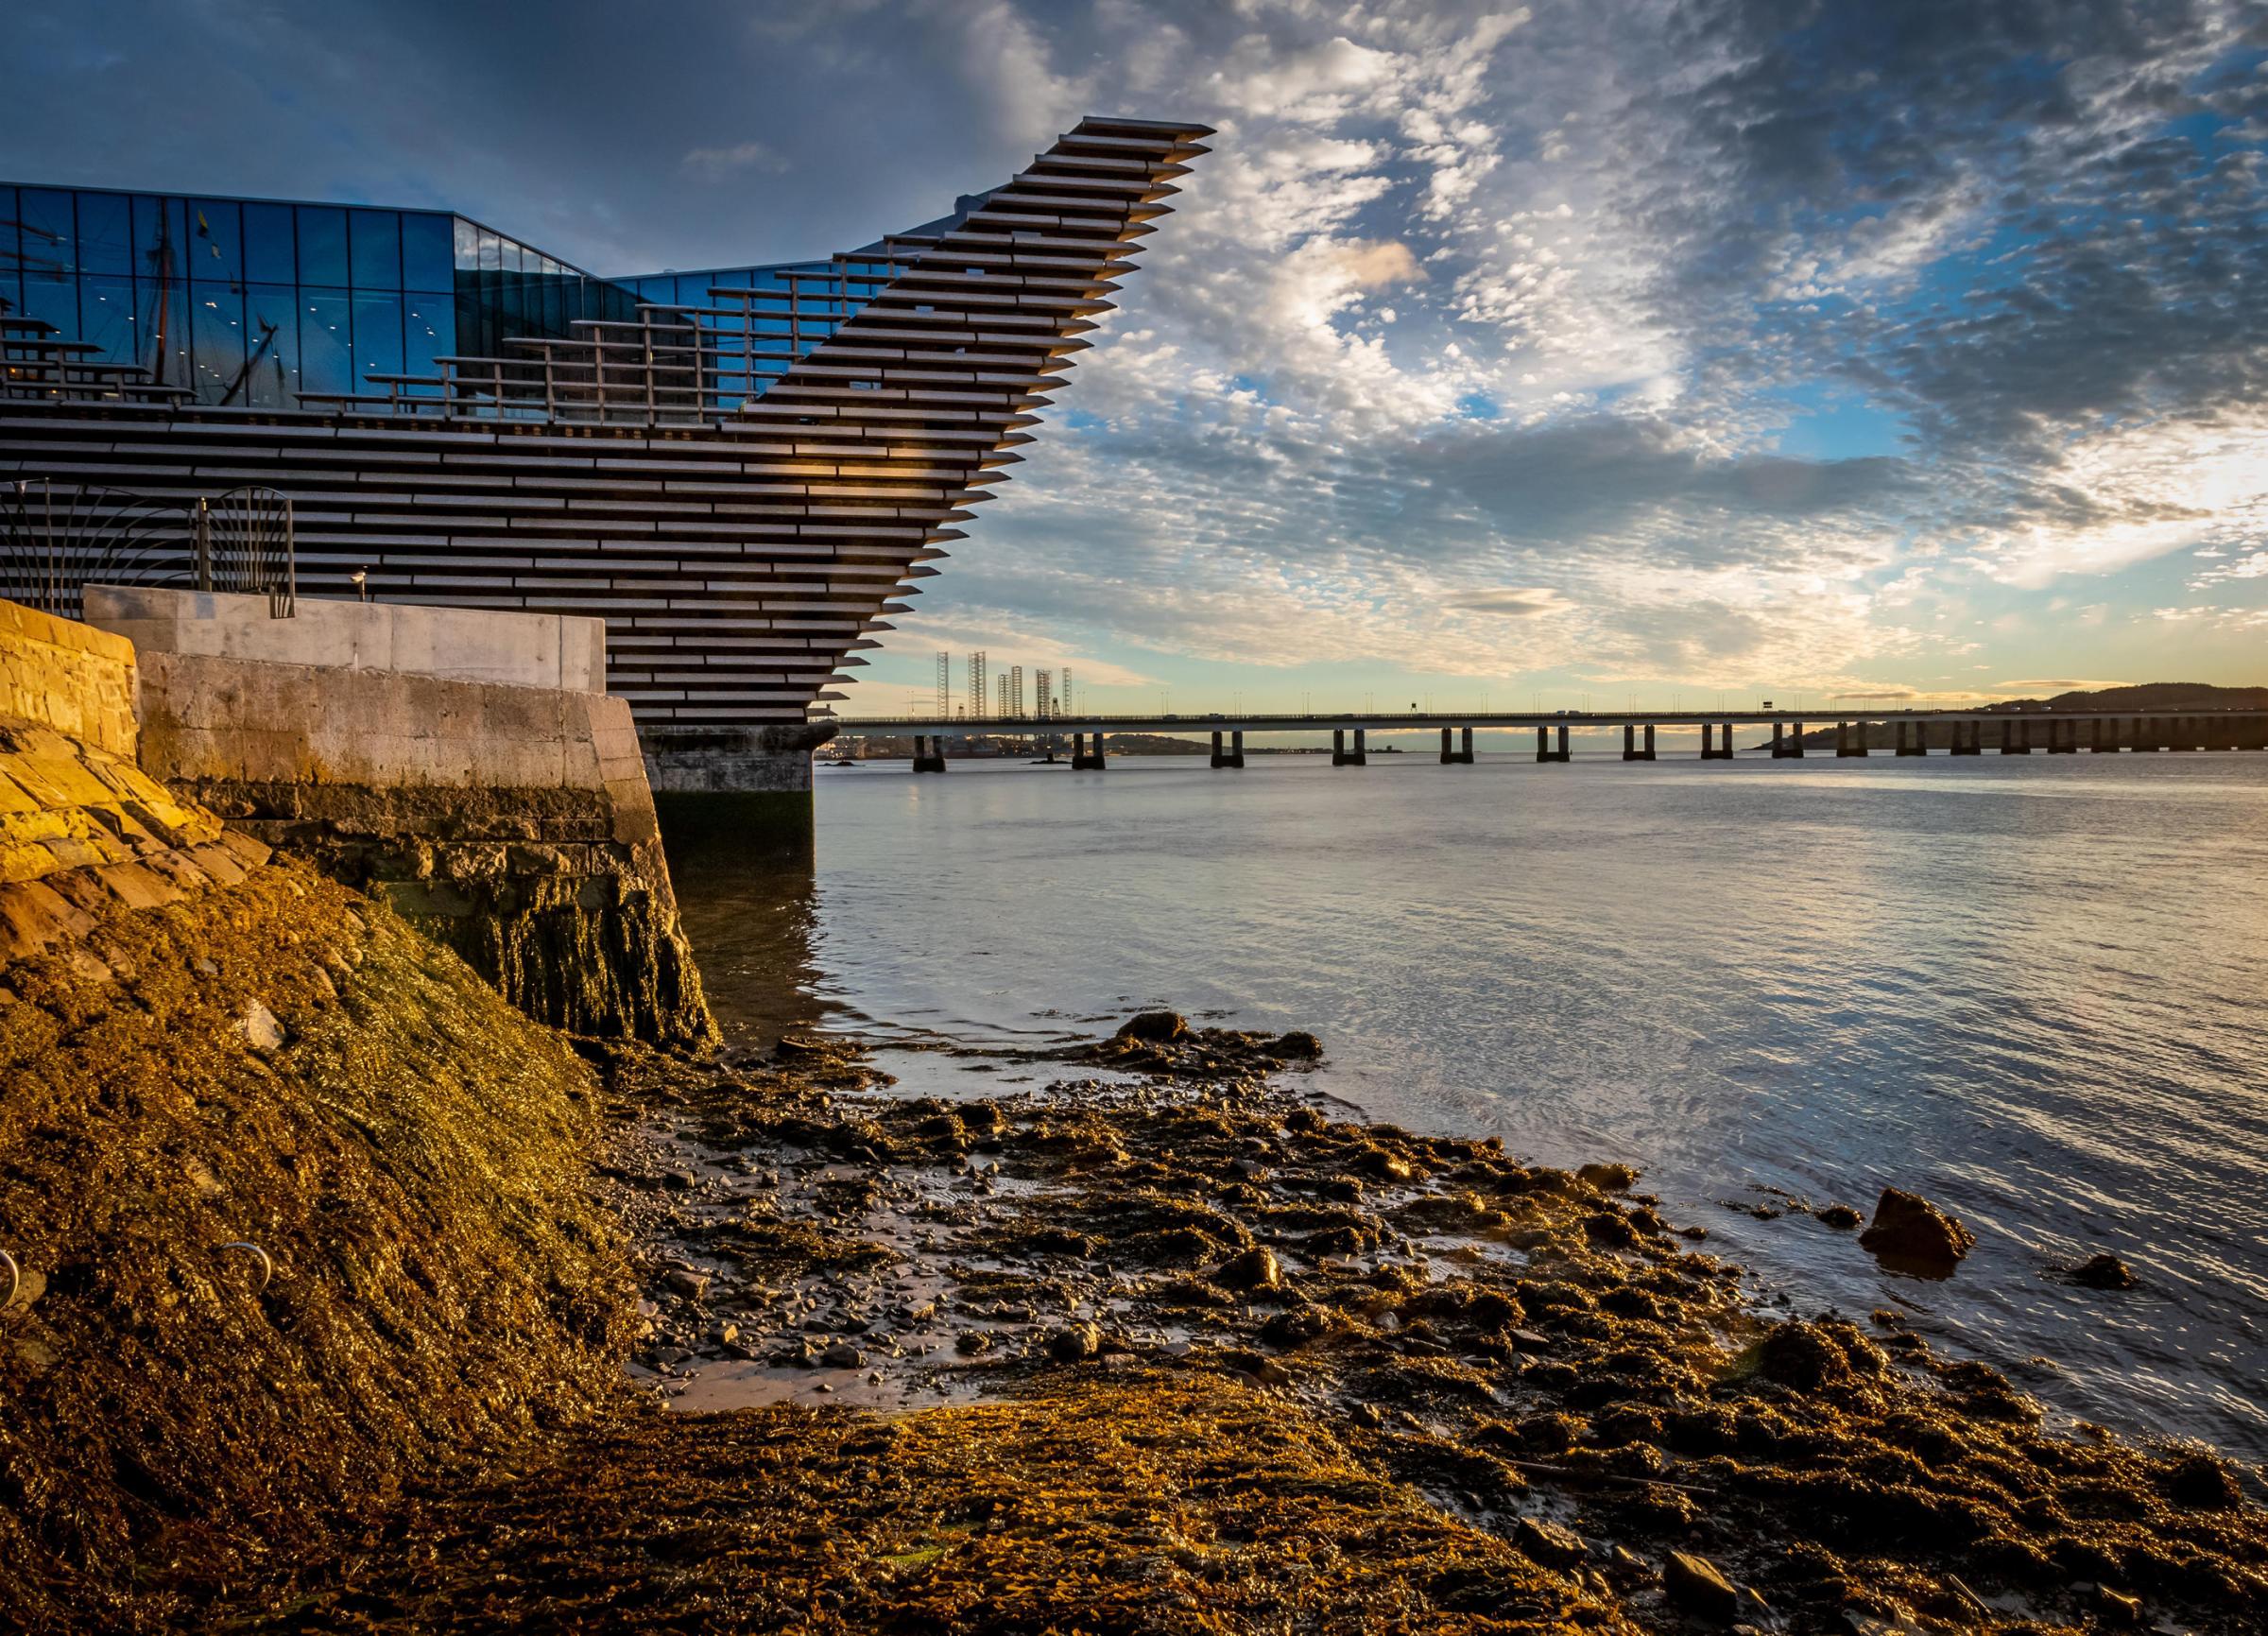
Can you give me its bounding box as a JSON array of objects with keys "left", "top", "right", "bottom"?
[{"left": 128, "top": 629, "right": 714, "bottom": 1047}]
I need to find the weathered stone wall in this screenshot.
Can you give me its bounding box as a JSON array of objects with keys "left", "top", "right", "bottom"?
[
  {"left": 0, "top": 598, "right": 139, "bottom": 759},
  {"left": 133, "top": 649, "right": 715, "bottom": 1047},
  {"left": 0, "top": 599, "right": 274, "bottom": 963}
]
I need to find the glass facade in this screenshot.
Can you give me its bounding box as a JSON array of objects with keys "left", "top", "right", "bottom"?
[
  {"left": 617, "top": 259, "right": 898, "bottom": 406},
  {"left": 2, "top": 181, "right": 897, "bottom": 413}
]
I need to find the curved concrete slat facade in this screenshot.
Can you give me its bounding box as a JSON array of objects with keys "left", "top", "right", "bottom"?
[{"left": 0, "top": 116, "right": 1211, "bottom": 793}]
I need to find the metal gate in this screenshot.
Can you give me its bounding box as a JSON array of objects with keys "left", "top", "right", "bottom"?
[{"left": 0, "top": 478, "right": 195, "bottom": 617}]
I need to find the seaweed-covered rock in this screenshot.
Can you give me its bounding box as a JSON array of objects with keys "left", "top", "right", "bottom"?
[{"left": 1859, "top": 1188, "right": 1976, "bottom": 1272}]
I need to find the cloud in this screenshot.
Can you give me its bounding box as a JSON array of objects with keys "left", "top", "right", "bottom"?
[
  {"left": 1340, "top": 239, "right": 1424, "bottom": 286},
  {"left": 1452, "top": 586, "right": 1572, "bottom": 616},
  {"left": 680, "top": 140, "right": 789, "bottom": 177},
  {"left": 1994, "top": 679, "right": 2134, "bottom": 693}
]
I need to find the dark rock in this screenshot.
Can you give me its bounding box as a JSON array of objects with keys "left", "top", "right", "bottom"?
[
  {"left": 1858, "top": 1187, "right": 1976, "bottom": 1272},
  {"left": 1045, "top": 1322, "right": 1100, "bottom": 1364},
  {"left": 662, "top": 1268, "right": 711, "bottom": 1300},
  {"left": 1512, "top": 1516, "right": 1587, "bottom": 1569},
  {"left": 1115, "top": 1010, "right": 1190, "bottom": 1043},
  {"left": 1260, "top": 1308, "right": 1332, "bottom": 1349},
  {"left": 1576, "top": 1162, "right": 1638, "bottom": 1193},
  {"left": 1353, "top": 1146, "right": 1416, "bottom": 1183},
  {"left": 1212, "top": 1246, "right": 1282, "bottom": 1292},
  {"left": 661, "top": 1169, "right": 699, "bottom": 1192},
  {"left": 820, "top": 1342, "right": 865, "bottom": 1369},
  {"left": 1815, "top": 1203, "right": 1863, "bottom": 1230},
  {"left": 1754, "top": 1320, "right": 1852, "bottom": 1392},
  {"left": 2162, "top": 1451, "right": 2242, "bottom": 1510},
  {"left": 1663, "top": 1550, "right": 1740, "bottom": 1621},
  {"left": 954, "top": 1331, "right": 992, "bottom": 1356},
  {"left": 1581, "top": 1212, "right": 1637, "bottom": 1249},
  {"left": 1264, "top": 1030, "right": 1323, "bottom": 1059},
  {"left": 2067, "top": 1252, "right": 2137, "bottom": 1290}
]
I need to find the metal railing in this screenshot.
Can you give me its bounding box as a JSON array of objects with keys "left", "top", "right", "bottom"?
[{"left": 0, "top": 478, "right": 296, "bottom": 619}]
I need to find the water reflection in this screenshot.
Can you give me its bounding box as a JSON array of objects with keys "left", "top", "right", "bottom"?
[
  {"left": 662, "top": 818, "right": 833, "bottom": 1051},
  {"left": 664, "top": 753, "right": 2268, "bottom": 1458}
]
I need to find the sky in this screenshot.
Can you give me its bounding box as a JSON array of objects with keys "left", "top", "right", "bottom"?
[{"left": 9, "top": 0, "right": 2268, "bottom": 715}]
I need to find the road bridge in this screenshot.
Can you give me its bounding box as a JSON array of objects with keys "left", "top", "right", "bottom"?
[{"left": 825, "top": 707, "right": 2268, "bottom": 770}]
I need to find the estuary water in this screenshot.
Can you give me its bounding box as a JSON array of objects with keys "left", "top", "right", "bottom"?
[{"left": 668, "top": 749, "right": 2268, "bottom": 1458}]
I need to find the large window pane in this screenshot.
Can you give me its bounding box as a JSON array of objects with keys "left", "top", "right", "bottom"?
[
  {"left": 404, "top": 291, "right": 454, "bottom": 379},
  {"left": 299, "top": 289, "right": 352, "bottom": 397},
  {"left": 296, "top": 206, "right": 348, "bottom": 286},
  {"left": 189, "top": 200, "right": 242, "bottom": 284},
  {"left": 351, "top": 290, "right": 403, "bottom": 381},
  {"left": 79, "top": 274, "right": 136, "bottom": 364},
  {"left": 242, "top": 284, "right": 299, "bottom": 408},
  {"left": 22, "top": 272, "right": 77, "bottom": 337},
  {"left": 350, "top": 209, "right": 400, "bottom": 290},
  {"left": 243, "top": 203, "right": 295, "bottom": 284},
  {"left": 191, "top": 280, "right": 247, "bottom": 403},
  {"left": 403, "top": 213, "right": 454, "bottom": 291},
  {"left": 77, "top": 193, "right": 132, "bottom": 275},
  {"left": 17, "top": 189, "right": 77, "bottom": 276}
]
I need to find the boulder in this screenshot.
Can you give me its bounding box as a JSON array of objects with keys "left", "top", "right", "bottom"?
[
  {"left": 1815, "top": 1203, "right": 1863, "bottom": 1230},
  {"left": 1211, "top": 1246, "right": 1282, "bottom": 1292},
  {"left": 1576, "top": 1162, "right": 1638, "bottom": 1192},
  {"left": 1858, "top": 1187, "right": 1976, "bottom": 1272},
  {"left": 1115, "top": 1010, "right": 1189, "bottom": 1043},
  {"left": 2067, "top": 1252, "right": 2137, "bottom": 1290},
  {"left": 1512, "top": 1517, "right": 1587, "bottom": 1570},
  {"left": 1045, "top": 1321, "right": 1101, "bottom": 1364}
]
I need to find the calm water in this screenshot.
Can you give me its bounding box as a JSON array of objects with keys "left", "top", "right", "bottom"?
[{"left": 668, "top": 749, "right": 2268, "bottom": 1457}]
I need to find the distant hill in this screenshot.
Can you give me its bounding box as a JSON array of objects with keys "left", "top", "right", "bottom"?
[{"left": 1776, "top": 682, "right": 2268, "bottom": 752}]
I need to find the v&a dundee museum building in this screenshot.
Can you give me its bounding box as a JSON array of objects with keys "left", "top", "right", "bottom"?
[{"left": 0, "top": 116, "right": 1209, "bottom": 793}]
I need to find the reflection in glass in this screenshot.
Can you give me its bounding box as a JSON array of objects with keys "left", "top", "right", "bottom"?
[
  {"left": 243, "top": 203, "right": 295, "bottom": 284},
  {"left": 78, "top": 275, "right": 135, "bottom": 364},
  {"left": 351, "top": 290, "right": 404, "bottom": 382},
  {"left": 190, "top": 281, "right": 247, "bottom": 403},
  {"left": 242, "top": 283, "right": 299, "bottom": 407},
  {"left": 404, "top": 213, "right": 454, "bottom": 291},
  {"left": 299, "top": 289, "right": 352, "bottom": 397},
  {"left": 188, "top": 200, "right": 242, "bottom": 284},
  {"left": 76, "top": 193, "right": 132, "bottom": 275},
  {"left": 404, "top": 293, "right": 453, "bottom": 379},
  {"left": 350, "top": 209, "right": 400, "bottom": 290},
  {"left": 22, "top": 272, "right": 77, "bottom": 336},
  {"left": 296, "top": 206, "right": 348, "bottom": 286},
  {"left": 16, "top": 189, "right": 76, "bottom": 277}
]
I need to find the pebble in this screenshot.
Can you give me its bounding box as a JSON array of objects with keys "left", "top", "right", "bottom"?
[{"left": 662, "top": 1268, "right": 711, "bottom": 1300}]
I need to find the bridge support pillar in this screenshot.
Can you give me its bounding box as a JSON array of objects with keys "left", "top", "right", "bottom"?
[
  {"left": 1950, "top": 720, "right": 1980, "bottom": 755},
  {"left": 1071, "top": 732, "right": 1108, "bottom": 770},
  {"left": 1896, "top": 720, "right": 1926, "bottom": 756},
  {"left": 2048, "top": 719, "right": 2076, "bottom": 753},
  {"left": 1438, "top": 726, "right": 1472, "bottom": 765},
  {"left": 1211, "top": 730, "right": 1244, "bottom": 769},
  {"left": 1624, "top": 723, "right": 1641, "bottom": 762},
  {"left": 1536, "top": 724, "right": 1570, "bottom": 763},
  {"left": 1836, "top": 720, "right": 1868, "bottom": 758},
  {"left": 1785, "top": 720, "right": 1804, "bottom": 758},
  {"left": 2134, "top": 717, "right": 2157, "bottom": 751},
  {"left": 2089, "top": 718, "right": 2115, "bottom": 752},
  {"left": 1332, "top": 728, "right": 1366, "bottom": 767},
  {"left": 2168, "top": 716, "right": 2195, "bottom": 750},
  {"left": 2000, "top": 718, "right": 2030, "bottom": 754},
  {"left": 2211, "top": 715, "right": 2238, "bottom": 750},
  {"left": 1770, "top": 721, "right": 1784, "bottom": 758},
  {"left": 2242, "top": 716, "right": 2267, "bottom": 751},
  {"left": 1701, "top": 722, "right": 1733, "bottom": 760},
  {"left": 912, "top": 733, "right": 948, "bottom": 773}
]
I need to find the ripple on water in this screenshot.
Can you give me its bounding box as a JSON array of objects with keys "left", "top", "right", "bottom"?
[{"left": 674, "top": 751, "right": 2268, "bottom": 1455}]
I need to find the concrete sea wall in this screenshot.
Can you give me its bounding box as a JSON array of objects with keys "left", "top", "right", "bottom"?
[{"left": 93, "top": 590, "right": 713, "bottom": 1047}]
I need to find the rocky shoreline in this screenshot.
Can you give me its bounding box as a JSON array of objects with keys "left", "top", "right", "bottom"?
[{"left": 236, "top": 1014, "right": 2265, "bottom": 1634}]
